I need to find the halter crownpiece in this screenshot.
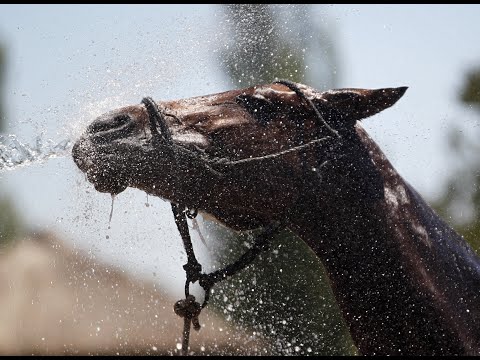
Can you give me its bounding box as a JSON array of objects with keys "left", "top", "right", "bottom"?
[{"left": 274, "top": 79, "right": 340, "bottom": 139}]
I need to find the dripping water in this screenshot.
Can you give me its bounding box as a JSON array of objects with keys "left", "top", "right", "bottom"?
[
  {"left": 191, "top": 217, "right": 209, "bottom": 249},
  {"left": 105, "top": 194, "right": 116, "bottom": 240},
  {"left": 109, "top": 194, "right": 115, "bottom": 225}
]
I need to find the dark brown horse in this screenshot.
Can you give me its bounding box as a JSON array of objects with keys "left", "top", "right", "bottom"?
[{"left": 72, "top": 81, "right": 480, "bottom": 355}]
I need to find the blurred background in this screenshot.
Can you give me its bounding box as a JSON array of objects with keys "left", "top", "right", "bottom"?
[{"left": 0, "top": 4, "right": 479, "bottom": 355}]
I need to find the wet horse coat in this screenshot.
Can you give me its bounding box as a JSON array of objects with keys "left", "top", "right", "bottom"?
[{"left": 72, "top": 82, "right": 480, "bottom": 355}]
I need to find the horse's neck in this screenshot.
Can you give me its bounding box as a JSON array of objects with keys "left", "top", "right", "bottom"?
[{"left": 286, "top": 125, "right": 480, "bottom": 355}]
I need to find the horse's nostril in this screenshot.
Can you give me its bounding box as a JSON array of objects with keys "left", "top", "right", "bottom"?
[{"left": 87, "top": 114, "right": 131, "bottom": 134}]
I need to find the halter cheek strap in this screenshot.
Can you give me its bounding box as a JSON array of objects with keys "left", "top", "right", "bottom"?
[{"left": 142, "top": 97, "right": 173, "bottom": 144}]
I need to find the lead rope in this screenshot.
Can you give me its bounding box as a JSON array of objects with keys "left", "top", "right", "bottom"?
[
  {"left": 143, "top": 97, "right": 201, "bottom": 355},
  {"left": 141, "top": 81, "right": 338, "bottom": 356},
  {"left": 171, "top": 208, "right": 282, "bottom": 356}
]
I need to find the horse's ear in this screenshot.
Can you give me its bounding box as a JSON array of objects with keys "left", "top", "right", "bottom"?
[{"left": 317, "top": 87, "right": 408, "bottom": 123}]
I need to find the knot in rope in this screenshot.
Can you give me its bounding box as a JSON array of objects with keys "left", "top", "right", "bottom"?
[
  {"left": 183, "top": 260, "right": 202, "bottom": 284},
  {"left": 174, "top": 295, "right": 202, "bottom": 331}
]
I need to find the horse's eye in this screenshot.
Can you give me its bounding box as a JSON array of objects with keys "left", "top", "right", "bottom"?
[{"left": 235, "top": 94, "right": 277, "bottom": 126}]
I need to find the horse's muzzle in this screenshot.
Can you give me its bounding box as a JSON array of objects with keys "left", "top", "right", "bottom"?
[{"left": 72, "top": 136, "right": 128, "bottom": 195}]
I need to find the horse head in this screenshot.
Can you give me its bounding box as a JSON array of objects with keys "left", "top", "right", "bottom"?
[{"left": 72, "top": 81, "right": 406, "bottom": 231}]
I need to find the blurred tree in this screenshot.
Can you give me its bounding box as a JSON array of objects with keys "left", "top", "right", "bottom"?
[
  {"left": 208, "top": 4, "right": 356, "bottom": 355},
  {"left": 0, "top": 42, "right": 23, "bottom": 245},
  {"left": 432, "top": 68, "right": 480, "bottom": 253},
  {"left": 0, "top": 45, "right": 5, "bottom": 131},
  {"left": 219, "top": 4, "right": 338, "bottom": 89},
  {"left": 0, "top": 195, "right": 21, "bottom": 245}
]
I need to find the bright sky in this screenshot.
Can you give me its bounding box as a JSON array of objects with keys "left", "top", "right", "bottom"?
[{"left": 0, "top": 4, "right": 479, "bottom": 296}]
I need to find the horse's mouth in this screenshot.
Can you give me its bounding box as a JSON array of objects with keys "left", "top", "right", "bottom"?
[
  {"left": 86, "top": 168, "right": 128, "bottom": 195},
  {"left": 72, "top": 135, "right": 129, "bottom": 196}
]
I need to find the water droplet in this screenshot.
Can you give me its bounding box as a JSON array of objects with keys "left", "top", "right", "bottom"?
[{"left": 109, "top": 194, "right": 115, "bottom": 224}]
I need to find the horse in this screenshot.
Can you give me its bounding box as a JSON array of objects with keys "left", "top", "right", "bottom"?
[{"left": 72, "top": 81, "right": 480, "bottom": 355}]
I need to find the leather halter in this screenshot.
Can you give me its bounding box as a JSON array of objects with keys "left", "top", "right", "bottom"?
[{"left": 141, "top": 80, "right": 340, "bottom": 355}]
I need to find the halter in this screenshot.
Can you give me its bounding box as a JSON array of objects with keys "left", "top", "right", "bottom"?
[{"left": 141, "top": 80, "right": 340, "bottom": 355}]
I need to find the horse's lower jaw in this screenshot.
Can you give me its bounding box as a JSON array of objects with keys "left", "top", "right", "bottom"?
[
  {"left": 85, "top": 169, "right": 128, "bottom": 195},
  {"left": 93, "top": 178, "right": 128, "bottom": 195}
]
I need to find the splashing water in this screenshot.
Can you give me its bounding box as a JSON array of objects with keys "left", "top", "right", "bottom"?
[{"left": 0, "top": 134, "right": 72, "bottom": 172}]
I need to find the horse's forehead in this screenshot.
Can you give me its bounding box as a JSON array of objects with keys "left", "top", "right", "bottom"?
[
  {"left": 159, "top": 83, "right": 310, "bottom": 128},
  {"left": 158, "top": 87, "right": 252, "bottom": 130},
  {"left": 164, "top": 87, "right": 252, "bottom": 109},
  {"left": 162, "top": 82, "right": 310, "bottom": 108}
]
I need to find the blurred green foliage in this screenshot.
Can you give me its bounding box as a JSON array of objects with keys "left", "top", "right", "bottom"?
[
  {"left": 220, "top": 4, "right": 306, "bottom": 86},
  {"left": 0, "top": 45, "right": 5, "bottom": 132},
  {"left": 0, "top": 196, "right": 21, "bottom": 246},
  {"left": 0, "top": 42, "right": 23, "bottom": 245},
  {"left": 461, "top": 69, "right": 480, "bottom": 105},
  {"left": 433, "top": 68, "right": 480, "bottom": 253},
  {"left": 210, "top": 4, "right": 356, "bottom": 355},
  {"left": 219, "top": 4, "right": 338, "bottom": 89}
]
